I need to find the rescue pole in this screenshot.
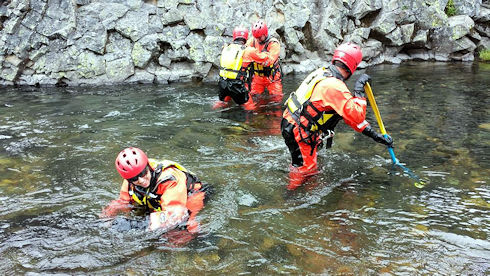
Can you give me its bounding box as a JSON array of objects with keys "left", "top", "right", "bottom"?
[{"left": 365, "top": 82, "right": 427, "bottom": 187}]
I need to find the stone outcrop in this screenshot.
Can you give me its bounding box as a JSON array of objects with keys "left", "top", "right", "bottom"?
[{"left": 0, "top": 0, "right": 488, "bottom": 86}]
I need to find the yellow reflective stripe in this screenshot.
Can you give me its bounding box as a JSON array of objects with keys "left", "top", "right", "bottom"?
[
  {"left": 147, "top": 200, "right": 161, "bottom": 211},
  {"left": 234, "top": 51, "right": 242, "bottom": 72},
  {"left": 149, "top": 159, "right": 195, "bottom": 178},
  {"left": 286, "top": 97, "right": 299, "bottom": 113},
  {"left": 132, "top": 192, "right": 161, "bottom": 211},
  {"left": 317, "top": 113, "right": 333, "bottom": 125},
  {"left": 254, "top": 63, "right": 265, "bottom": 76},
  {"left": 131, "top": 192, "right": 143, "bottom": 205},
  {"left": 287, "top": 67, "right": 328, "bottom": 114}
]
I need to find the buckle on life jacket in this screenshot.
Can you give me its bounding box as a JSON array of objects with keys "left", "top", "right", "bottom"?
[
  {"left": 129, "top": 187, "right": 162, "bottom": 212},
  {"left": 253, "top": 61, "right": 280, "bottom": 79},
  {"left": 287, "top": 93, "right": 303, "bottom": 114},
  {"left": 128, "top": 164, "right": 164, "bottom": 211}
]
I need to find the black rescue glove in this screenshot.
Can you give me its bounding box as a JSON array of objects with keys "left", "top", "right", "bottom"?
[
  {"left": 362, "top": 125, "right": 394, "bottom": 147},
  {"left": 353, "top": 73, "right": 371, "bottom": 98}
]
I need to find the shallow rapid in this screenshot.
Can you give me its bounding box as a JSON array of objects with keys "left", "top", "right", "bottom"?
[{"left": 0, "top": 62, "right": 489, "bottom": 274}]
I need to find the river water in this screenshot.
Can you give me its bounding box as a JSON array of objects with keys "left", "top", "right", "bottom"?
[{"left": 0, "top": 62, "right": 489, "bottom": 275}]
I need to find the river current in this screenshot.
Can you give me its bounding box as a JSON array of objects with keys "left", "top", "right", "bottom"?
[{"left": 0, "top": 62, "right": 489, "bottom": 274}]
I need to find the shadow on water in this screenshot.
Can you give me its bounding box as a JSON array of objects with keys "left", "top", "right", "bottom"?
[{"left": 0, "top": 62, "right": 489, "bottom": 274}]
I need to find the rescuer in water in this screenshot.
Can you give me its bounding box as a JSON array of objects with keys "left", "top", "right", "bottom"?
[{"left": 281, "top": 42, "right": 393, "bottom": 189}]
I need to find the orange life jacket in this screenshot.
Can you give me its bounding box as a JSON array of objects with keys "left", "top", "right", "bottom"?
[
  {"left": 128, "top": 159, "right": 205, "bottom": 211},
  {"left": 250, "top": 37, "right": 281, "bottom": 78},
  {"left": 285, "top": 65, "right": 345, "bottom": 149}
]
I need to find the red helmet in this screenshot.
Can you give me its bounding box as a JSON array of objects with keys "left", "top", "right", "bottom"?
[
  {"left": 332, "top": 42, "right": 363, "bottom": 74},
  {"left": 252, "top": 20, "right": 268, "bottom": 38},
  {"left": 233, "top": 26, "right": 249, "bottom": 41},
  {"left": 115, "top": 147, "right": 148, "bottom": 179}
]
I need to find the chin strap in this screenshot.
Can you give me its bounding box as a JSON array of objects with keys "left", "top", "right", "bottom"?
[{"left": 149, "top": 164, "right": 163, "bottom": 193}]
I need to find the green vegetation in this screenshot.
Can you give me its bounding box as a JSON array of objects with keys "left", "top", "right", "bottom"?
[
  {"left": 480, "top": 49, "right": 490, "bottom": 62},
  {"left": 445, "top": 0, "right": 457, "bottom": 16}
]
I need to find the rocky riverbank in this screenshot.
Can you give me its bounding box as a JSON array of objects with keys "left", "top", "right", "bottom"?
[{"left": 0, "top": 0, "right": 489, "bottom": 86}]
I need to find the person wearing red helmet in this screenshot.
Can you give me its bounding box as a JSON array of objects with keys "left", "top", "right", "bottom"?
[
  {"left": 102, "top": 147, "right": 210, "bottom": 237},
  {"left": 281, "top": 42, "right": 393, "bottom": 189},
  {"left": 243, "top": 19, "right": 283, "bottom": 109},
  {"left": 214, "top": 26, "right": 273, "bottom": 109}
]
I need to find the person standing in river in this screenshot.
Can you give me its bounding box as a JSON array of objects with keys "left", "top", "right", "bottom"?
[
  {"left": 281, "top": 42, "right": 393, "bottom": 189},
  {"left": 242, "top": 19, "right": 283, "bottom": 110},
  {"left": 102, "top": 147, "right": 210, "bottom": 240},
  {"left": 214, "top": 26, "right": 274, "bottom": 109}
]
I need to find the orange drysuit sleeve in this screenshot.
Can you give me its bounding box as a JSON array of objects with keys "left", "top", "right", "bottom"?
[
  {"left": 242, "top": 46, "right": 270, "bottom": 67},
  {"left": 118, "top": 180, "right": 131, "bottom": 201},
  {"left": 245, "top": 38, "right": 280, "bottom": 66},
  {"left": 312, "top": 78, "right": 370, "bottom": 132},
  {"left": 155, "top": 167, "right": 188, "bottom": 209},
  {"left": 265, "top": 41, "right": 280, "bottom": 64}
]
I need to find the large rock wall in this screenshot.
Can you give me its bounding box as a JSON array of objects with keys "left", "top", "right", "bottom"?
[{"left": 0, "top": 0, "right": 489, "bottom": 86}]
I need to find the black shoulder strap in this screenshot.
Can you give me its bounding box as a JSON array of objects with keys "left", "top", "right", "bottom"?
[
  {"left": 149, "top": 164, "right": 164, "bottom": 193},
  {"left": 259, "top": 36, "right": 270, "bottom": 52}
]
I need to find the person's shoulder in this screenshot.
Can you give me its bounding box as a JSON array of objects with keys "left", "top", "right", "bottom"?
[
  {"left": 245, "top": 37, "right": 254, "bottom": 46},
  {"left": 148, "top": 158, "right": 159, "bottom": 168},
  {"left": 150, "top": 158, "right": 179, "bottom": 170},
  {"left": 243, "top": 45, "right": 258, "bottom": 54},
  {"left": 318, "top": 76, "right": 348, "bottom": 90},
  {"left": 268, "top": 36, "right": 281, "bottom": 45}
]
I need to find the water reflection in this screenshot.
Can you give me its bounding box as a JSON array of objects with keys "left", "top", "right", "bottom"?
[{"left": 0, "top": 62, "right": 488, "bottom": 274}]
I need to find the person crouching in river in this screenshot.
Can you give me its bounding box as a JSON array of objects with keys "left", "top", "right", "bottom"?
[
  {"left": 102, "top": 147, "right": 210, "bottom": 239},
  {"left": 281, "top": 42, "right": 393, "bottom": 190}
]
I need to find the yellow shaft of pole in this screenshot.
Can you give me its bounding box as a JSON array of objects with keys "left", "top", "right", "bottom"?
[{"left": 365, "top": 82, "right": 387, "bottom": 135}]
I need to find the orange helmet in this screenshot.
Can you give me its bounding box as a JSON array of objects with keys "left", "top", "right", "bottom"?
[
  {"left": 233, "top": 26, "right": 249, "bottom": 41},
  {"left": 115, "top": 147, "right": 148, "bottom": 179},
  {"left": 252, "top": 20, "right": 268, "bottom": 38},
  {"left": 332, "top": 42, "right": 363, "bottom": 74}
]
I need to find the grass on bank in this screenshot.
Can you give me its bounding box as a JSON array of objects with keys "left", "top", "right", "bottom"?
[
  {"left": 480, "top": 49, "right": 490, "bottom": 62},
  {"left": 445, "top": 0, "right": 456, "bottom": 16}
]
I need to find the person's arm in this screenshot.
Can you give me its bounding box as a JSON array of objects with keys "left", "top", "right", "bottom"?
[
  {"left": 148, "top": 205, "right": 189, "bottom": 231},
  {"left": 361, "top": 125, "right": 394, "bottom": 146},
  {"left": 243, "top": 39, "right": 280, "bottom": 66},
  {"left": 315, "top": 78, "right": 369, "bottom": 133},
  {"left": 148, "top": 169, "right": 189, "bottom": 231},
  {"left": 100, "top": 181, "right": 132, "bottom": 218},
  {"left": 344, "top": 74, "right": 394, "bottom": 146},
  {"left": 342, "top": 93, "right": 369, "bottom": 133},
  {"left": 265, "top": 40, "right": 280, "bottom": 64},
  {"left": 243, "top": 46, "right": 270, "bottom": 64}
]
